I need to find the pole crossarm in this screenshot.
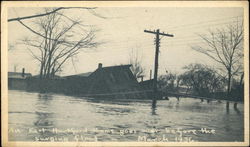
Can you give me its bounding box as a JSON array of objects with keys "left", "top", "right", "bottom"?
[{"left": 144, "top": 30, "right": 174, "bottom": 37}]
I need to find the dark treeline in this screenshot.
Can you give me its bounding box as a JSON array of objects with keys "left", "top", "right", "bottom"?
[{"left": 158, "top": 63, "right": 244, "bottom": 102}]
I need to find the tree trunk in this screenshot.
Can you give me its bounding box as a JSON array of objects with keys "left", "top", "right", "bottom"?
[
  {"left": 234, "top": 102, "right": 238, "bottom": 109},
  {"left": 239, "top": 73, "right": 244, "bottom": 98},
  {"left": 239, "top": 73, "right": 244, "bottom": 86},
  {"left": 39, "top": 63, "right": 43, "bottom": 79},
  {"left": 227, "top": 69, "right": 232, "bottom": 99}
]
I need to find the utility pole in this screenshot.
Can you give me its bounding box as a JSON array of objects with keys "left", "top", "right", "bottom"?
[{"left": 144, "top": 29, "right": 174, "bottom": 98}]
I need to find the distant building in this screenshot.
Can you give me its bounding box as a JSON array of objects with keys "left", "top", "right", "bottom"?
[
  {"left": 8, "top": 69, "right": 32, "bottom": 79},
  {"left": 8, "top": 68, "right": 32, "bottom": 90}
]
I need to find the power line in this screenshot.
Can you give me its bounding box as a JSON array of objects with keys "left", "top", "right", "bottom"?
[
  {"left": 166, "top": 15, "right": 243, "bottom": 30},
  {"left": 168, "top": 19, "right": 243, "bottom": 32}
]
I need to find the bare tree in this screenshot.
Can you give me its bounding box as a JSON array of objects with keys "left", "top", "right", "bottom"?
[
  {"left": 179, "top": 63, "right": 225, "bottom": 97},
  {"left": 158, "top": 72, "right": 180, "bottom": 93},
  {"left": 192, "top": 21, "right": 243, "bottom": 98},
  {"left": 129, "top": 49, "right": 145, "bottom": 80},
  {"left": 21, "top": 9, "right": 99, "bottom": 79}
]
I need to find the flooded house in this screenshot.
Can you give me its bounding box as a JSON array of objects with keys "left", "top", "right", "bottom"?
[
  {"left": 8, "top": 68, "right": 32, "bottom": 90},
  {"left": 64, "top": 63, "right": 149, "bottom": 99}
]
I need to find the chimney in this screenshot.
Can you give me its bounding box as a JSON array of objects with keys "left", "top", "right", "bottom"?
[
  {"left": 22, "top": 68, "right": 25, "bottom": 78},
  {"left": 98, "top": 63, "right": 102, "bottom": 69}
]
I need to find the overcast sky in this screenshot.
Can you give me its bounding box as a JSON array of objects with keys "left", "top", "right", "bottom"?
[{"left": 8, "top": 7, "right": 243, "bottom": 78}]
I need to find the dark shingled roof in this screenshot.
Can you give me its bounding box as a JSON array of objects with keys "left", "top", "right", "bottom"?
[{"left": 64, "top": 64, "right": 132, "bottom": 78}]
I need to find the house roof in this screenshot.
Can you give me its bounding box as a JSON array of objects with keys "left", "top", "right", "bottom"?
[
  {"left": 101, "top": 64, "right": 132, "bottom": 69},
  {"left": 90, "top": 64, "right": 132, "bottom": 75},
  {"left": 8, "top": 72, "right": 32, "bottom": 79},
  {"left": 63, "top": 72, "right": 93, "bottom": 79},
  {"left": 64, "top": 64, "right": 132, "bottom": 78},
  {"left": 77, "top": 72, "right": 93, "bottom": 77},
  {"left": 93, "top": 64, "right": 132, "bottom": 73},
  {"left": 88, "top": 64, "right": 135, "bottom": 82}
]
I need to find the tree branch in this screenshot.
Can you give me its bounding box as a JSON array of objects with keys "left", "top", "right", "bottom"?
[{"left": 8, "top": 7, "right": 97, "bottom": 22}]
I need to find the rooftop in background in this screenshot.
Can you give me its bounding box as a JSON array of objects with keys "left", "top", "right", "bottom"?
[
  {"left": 63, "top": 72, "right": 93, "bottom": 78},
  {"left": 8, "top": 72, "right": 32, "bottom": 79}
]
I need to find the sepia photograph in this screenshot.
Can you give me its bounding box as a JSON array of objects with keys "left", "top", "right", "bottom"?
[{"left": 1, "top": 1, "right": 249, "bottom": 146}]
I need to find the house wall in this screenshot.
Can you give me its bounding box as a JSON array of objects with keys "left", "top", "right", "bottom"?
[
  {"left": 87, "top": 68, "right": 149, "bottom": 99},
  {"left": 26, "top": 78, "right": 66, "bottom": 93},
  {"left": 63, "top": 77, "right": 90, "bottom": 95},
  {"left": 8, "top": 78, "right": 28, "bottom": 90},
  {"left": 9, "top": 76, "right": 89, "bottom": 95}
]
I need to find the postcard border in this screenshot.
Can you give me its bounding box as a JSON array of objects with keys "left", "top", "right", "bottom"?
[{"left": 1, "top": 1, "right": 249, "bottom": 146}]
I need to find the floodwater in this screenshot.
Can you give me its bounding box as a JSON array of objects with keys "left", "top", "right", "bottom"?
[{"left": 8, "top": 90, "right": 244, "bottom": 142}]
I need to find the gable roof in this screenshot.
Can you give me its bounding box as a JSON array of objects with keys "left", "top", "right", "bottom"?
[
  {"left": 89, "top": 64, "right": 132, "bottom": 76},
  {"left": 63, "top": 64, "right": 132, "bottom": 79},
  {"left": 101, "top": 64, "right": 132, "bottom": 70},
  {"left": 88, "top": 64, "right": 136, "bottom": 82}
]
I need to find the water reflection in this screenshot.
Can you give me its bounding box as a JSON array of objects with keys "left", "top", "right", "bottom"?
[
  {"left": 151, "top": 100, "right": 157, "bottom": 115},
  {"left": 226, "top": 102, "right": 230, "bottom": 114},
  {"left": 81, "top": 97, "right": 146, "bottom": 116},
  {"left": 222, "top": 111, "right": 231, "bottom": 132},
  {"left": 34, "top": 94, "right": 54, "bottom": 136},
  {"left": 234, "top": 103, "right": 241, "bottom": 115}
]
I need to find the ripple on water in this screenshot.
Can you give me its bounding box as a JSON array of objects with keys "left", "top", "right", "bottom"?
[{"left": 8, "top": 90, "right": 244, "bottom": 142}]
